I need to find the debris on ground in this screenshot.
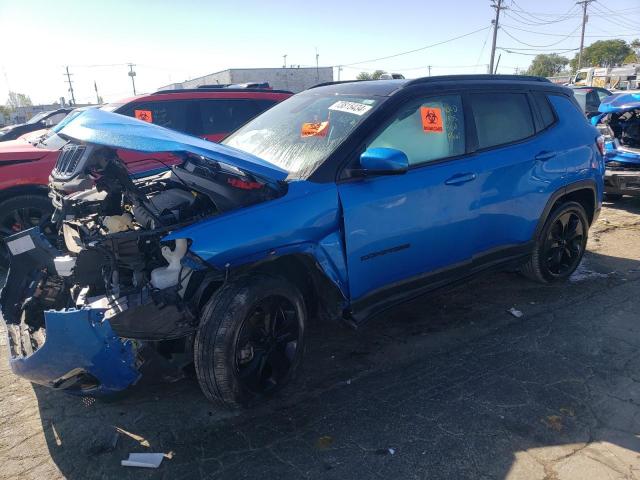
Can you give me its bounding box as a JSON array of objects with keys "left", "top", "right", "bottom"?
[
  {"left": 507, "top": 307, "right": 523, "bottom": 318},
  {"left": 316, "top": 436, "right": 334, "bottom": 450},
  {"left": 569, "top": 262, "right": 612, "bottom": 282},
  {"left": 121, "top": 453, "right": 165, "bottom": 468},
  {"left": 543, "top": 415, "right": 563, "bottom": 432}
]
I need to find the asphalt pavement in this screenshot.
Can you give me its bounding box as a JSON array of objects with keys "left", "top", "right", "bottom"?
[{"left": 1, "top": 198, "right": 640, "bottom": 480}]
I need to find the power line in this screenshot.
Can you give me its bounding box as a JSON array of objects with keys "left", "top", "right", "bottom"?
[
  {"left": 501, "top": 24, "right": 582, "bottom": 48},
  {"left": 499, "top": 23, "right": 638, "bottom": 38},
  {"left": 340, "top": 25, "right": 490, "bottom": 67},
  {"left": 590, "top": 3, "right": 639, "bottom": 32},
  {"left": 498, "top": 47, "right": 579, "bottom": 56}
]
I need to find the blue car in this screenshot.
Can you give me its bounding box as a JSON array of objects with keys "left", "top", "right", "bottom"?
[
  {"left": 1, "top": 75, "right": 604, "bottom": 407},
  {"left": 592, "top": 93, "right": 640, "bottom": 198}
]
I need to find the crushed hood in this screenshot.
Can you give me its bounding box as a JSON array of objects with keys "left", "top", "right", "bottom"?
[
  {"left": 57, "top": 108, "right": 288, "bottom": 182},
  {"left": 598, "top": 93, "right": 640, "bottom": 114}
]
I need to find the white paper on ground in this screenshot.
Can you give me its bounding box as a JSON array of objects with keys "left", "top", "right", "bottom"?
[{"left": 121, "top": 453, "right": 165, "bottom": 468}]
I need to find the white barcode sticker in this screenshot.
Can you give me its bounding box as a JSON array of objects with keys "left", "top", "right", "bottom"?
[
  {"left": 7, "top": 235, "right": 36, "bottom": 255},
  {"left": 328, "top": 100, "right": 372, "bottom": 116}
]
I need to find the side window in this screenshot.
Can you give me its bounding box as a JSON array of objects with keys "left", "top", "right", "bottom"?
[
  {"left": 367, "top": 95, "right": 465, "bottom": 166},
  {"left": 121, "top": 101, "right": 189, "bottom": 133},
  {"left": 596, "top": 90, "right": 610, "bottom": 102},
  {"left": 470, "top": 93, "right": 534, "bottom": 150},
  {"left": 533, "top": 92, "right": 556, "bottom": 130},
  {"left": 43, "top": 112, "right": 67, "bottom": 127},
  {"left": 199, "top": 99, "right": 276, "bottom": 136}
]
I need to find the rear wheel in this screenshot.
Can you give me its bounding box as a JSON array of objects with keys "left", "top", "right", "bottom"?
[
  {"left": 522, "top": 201, "right": 589, "bottom": 283},
  {"left": 0, "top": 195, "right": 55, "bottom": 267},
  {"left": 194, "top": 274, "right": 306, "bottom": 408}
]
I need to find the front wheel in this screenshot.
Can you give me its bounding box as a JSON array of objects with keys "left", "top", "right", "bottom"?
[
  {"left": 521, "top": 201, "right": 589, "bottom": 283},
  {"left": 194, "top": 274, "right": 306, "bottom": 408}
]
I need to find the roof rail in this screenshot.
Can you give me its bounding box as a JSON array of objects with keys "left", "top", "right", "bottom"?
[
  {"left": 405, "top": 74, "right": 551, "bottom": 86},
  {"left": 153, "top": 87, "right": 293, "bottom": 95}
]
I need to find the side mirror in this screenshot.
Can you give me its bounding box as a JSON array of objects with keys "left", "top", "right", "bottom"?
[{"left": 359, "top": 148, "right": 409, "bottom": 176}]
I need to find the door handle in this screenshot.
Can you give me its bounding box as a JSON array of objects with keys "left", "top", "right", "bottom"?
[
  {"left": 445, "top": 172, "right": 477, "bottom": 185},
  {"left": 535, "top": 151, "right": 556, "bottom": 161}
]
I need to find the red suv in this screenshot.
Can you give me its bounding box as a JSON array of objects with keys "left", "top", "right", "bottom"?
[{"left": 0, "top": 87, "right": 292, "bottom": 264}]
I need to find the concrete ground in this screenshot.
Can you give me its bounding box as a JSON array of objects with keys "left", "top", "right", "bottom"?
[{"left": 1, "top": 197, "right": 640, "bottom": 480}]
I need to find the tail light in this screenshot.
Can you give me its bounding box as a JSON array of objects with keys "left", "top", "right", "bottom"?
[{"left": 596, "top": 135, "right": 605, "bottom": 156}]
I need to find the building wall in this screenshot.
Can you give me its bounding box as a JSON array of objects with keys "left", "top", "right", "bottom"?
[{"left": 159, "top": 67, "right": 333, "bottom": 93}]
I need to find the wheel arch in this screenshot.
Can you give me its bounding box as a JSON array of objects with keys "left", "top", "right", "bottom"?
[
  {"left": 0, "top": 184, "right": 50, "bottom": 204},
  {"left": 534, "top": 180, "right": 598, "bottom": 241},
  {"left": 194, "top": 252, "right": 348, "bottom": 324}
]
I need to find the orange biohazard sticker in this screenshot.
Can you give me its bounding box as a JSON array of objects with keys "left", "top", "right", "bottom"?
[
  {"left": 134, "top": 109, "right": 153, "bottom": 123},
  {"left": 301, "top": 121, "right": 329, "bottom": 138},
  {"left": 420, "top": 106, "right": 443, "bottom": 133}
]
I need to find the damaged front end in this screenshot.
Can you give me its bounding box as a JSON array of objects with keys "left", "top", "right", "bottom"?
[
  {"left": 594, "top": 94, "right": 640, "bottom": 196},
  {"left": 0, "top": 109, "right": 288, "bottom": 395}
]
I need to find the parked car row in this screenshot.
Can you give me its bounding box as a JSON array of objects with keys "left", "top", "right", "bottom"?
[{"left": 0, "top": 75, "right": 605, "bottom": 406}]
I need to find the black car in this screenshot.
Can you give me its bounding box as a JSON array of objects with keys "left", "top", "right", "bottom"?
[
  {"left": 0, "top": 108, "right": 73, "bottom": 142},
  {"left": 569, "top": 86, "right": 612, "bottom": 118}
]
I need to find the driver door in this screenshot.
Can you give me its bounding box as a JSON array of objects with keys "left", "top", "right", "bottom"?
[{"left": 338, "top": 94, "right": 480, "bottom": 305}]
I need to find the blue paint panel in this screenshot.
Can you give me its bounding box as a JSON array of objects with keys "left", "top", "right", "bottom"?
[
  {"left": 166, "top": 181, "right": 349, "bottom": 297},
  {"left": 598, "top": 93, "right": 640, "bottom": 114},
  {"left": 58, "top": 108, "right": 288, "bottom": 181},
  {"left": 9, "top": 308, "right": 140, "bottom": 395}
]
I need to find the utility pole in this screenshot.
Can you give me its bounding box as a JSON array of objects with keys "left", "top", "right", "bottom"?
[
  {"left": 315, "top": 48, "right": 320, "bottom": 81},
  {"left": 576, "top": 0, "right": 594, "bottom": 70},
  {"left": 337, "top": 65, "right": 343, "bottom": 81},
  {"left": 64, "top": 66, "right": 76, "bottom": 105},
  {"left": 282, "top": 54, "right": 287, "bottom": 68},
  {"left": 488, "top": 0, "right": 505, "bottom": 75},
  {"left": 94, "top": 80, "right": 100, "bottom": 104},
  {"left": 127, "top": 63, "right": 137, "bottom": 95},
  {"left": 428, "top": 65, "right": 432, "bottom": 76},
  {"left": 494, "top": 53, "right": 502, "bottom": 74}
]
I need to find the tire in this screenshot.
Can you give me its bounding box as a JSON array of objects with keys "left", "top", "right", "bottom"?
[
  {"left": 604, "top": 193, "right": 623, "bottom": 201},
  {"left": 0, "top": 194, "right": 55, "bottom": 268},
  {"left": 194, "top": 273, "right": 306, "bottom": 408},
  {"left": 521, "top": 201, "right": 589, "bottom": 284}
]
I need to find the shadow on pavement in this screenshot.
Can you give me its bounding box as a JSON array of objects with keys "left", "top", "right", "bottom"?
[{"left": 28, "top": 250, "right": 640, "bottom": 479}]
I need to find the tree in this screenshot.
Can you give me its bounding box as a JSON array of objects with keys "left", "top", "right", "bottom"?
[
  {"left": 356, "top": 70, "right": 386, "bottom": 80},
  {"left": 525, "top": 54, "right": 569, "bottom": 77},
  {"left": 623, "top": 38, "right": 640, "bottom": 64},
  {"left": 570, "top": 39, "right": 632, "bottom": 70},
  {"left": 6, "top": 91, "right": 32, "bottom": 109}
]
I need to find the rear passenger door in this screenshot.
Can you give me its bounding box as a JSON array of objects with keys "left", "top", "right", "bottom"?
[{"left": 464, "top": 90, "right": 567, "bottom": 255}]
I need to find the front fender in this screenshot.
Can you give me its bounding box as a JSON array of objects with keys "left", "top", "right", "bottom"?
[{"left": 165, "top": 181, "right": 349, "bottom": 297}]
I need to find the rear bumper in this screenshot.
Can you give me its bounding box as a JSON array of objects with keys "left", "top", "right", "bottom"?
[
  {"left": 5, "top": 308, "right": 140, "bottom": 395},
  {"left": 604, "top": 169, "right": 640, "bottom": 196}
]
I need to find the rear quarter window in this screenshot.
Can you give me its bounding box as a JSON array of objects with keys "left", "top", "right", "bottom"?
[
  {"left": 469, "top": 93, "right": 535, "bottom": 149},
  {"left": 533, "top": 92, "right": 556, "bottom": 130}
]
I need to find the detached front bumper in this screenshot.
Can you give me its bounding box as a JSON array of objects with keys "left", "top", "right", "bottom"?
[
  {"left": 5, "top": 307, "right": 141, "bottom": 395},
  {"left": 604, "top": 169, "right": 640, "bottom": 196}
]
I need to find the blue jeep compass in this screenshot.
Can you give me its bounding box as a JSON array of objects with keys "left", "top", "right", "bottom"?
[{"left": 1, "top": 75, "right": 604, "bottom": 406}]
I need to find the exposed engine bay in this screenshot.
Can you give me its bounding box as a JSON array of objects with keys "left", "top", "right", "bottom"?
[
  {"left": 2, "top": 142, "right": 283, "bottom": 364},
  {"left": 597, "top": 108, "right": 640, "bottom": 151}
]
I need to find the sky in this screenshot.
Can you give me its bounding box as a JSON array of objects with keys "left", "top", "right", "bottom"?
[{"left": 0, "top": 0, "right": 638, "bottom": 105}]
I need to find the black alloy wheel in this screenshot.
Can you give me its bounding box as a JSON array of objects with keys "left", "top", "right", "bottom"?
[
  {"left": 194, "top": 273, "right": 306, "bottom": 407},
  {"left": 543, "top": 211, "right": 585, "bottom": 277},
  {"left": 521, "top": 201, "right": 589, "bottom": 283},
  {"left": 234, "top": 295, "right": 301, "bottom": 395}
]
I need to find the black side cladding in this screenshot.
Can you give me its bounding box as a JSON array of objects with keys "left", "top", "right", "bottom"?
[{"left": 0, "top": 228, "right": 61, "bottom": 324}]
